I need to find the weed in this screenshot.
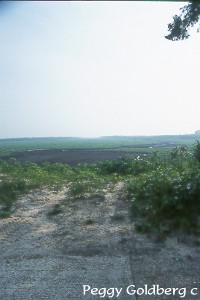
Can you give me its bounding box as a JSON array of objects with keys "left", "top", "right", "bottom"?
[
  {"left": 110, "top": 214, "right": 125, "bottom": 222},
  {"left": 0, "top": 209, "right": 11, "bottom": 218},
  {"left": 126, "top": 160, "right": 200, "bottom": 239},
  {"left": 85, "top": 218, "right": 95, "bottom": 225},
  {"left": 47, "top": 204, "right": 63, "bottom": 216},
  {"left": 194, "top": 140, "right": 200, "bottom": 163},
  {"left": 67, "top": 181, "right": 91, "bottom": 199},
  {"left": 0, "top": 180, "right": 27, "bottom": 218}
]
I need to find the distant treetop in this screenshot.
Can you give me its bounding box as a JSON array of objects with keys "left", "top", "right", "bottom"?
[{"left": 165, "top": 1, "right": 200, "bottom": 41}]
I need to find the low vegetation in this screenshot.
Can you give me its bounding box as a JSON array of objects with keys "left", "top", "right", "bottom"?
[{"left": 0, "top": 138, "right": 200, "bottom": 242}]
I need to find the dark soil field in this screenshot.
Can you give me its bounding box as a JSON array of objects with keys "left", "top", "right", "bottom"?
[{"left": 1, "top": 149, "right": 147, "bottom": 166}]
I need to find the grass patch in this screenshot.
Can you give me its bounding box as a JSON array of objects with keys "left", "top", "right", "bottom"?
[{"left": 0, "top": 180, "right": 27, "bottom": 218}]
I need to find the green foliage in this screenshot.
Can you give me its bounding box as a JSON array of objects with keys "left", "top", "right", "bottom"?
[
  {"left": 68, "top": 181, "right": 91, "bottom": 199},
  {"left": 125, "top": 154, "right": 200, "bottom": 240},
  {"left": 85, "top": 218, "right": 95, "bottom": 225},
  {"left": 0, "top": 180, "right": 27, "bottom": 218},
  {"left": 166, "top": 2, "right": 200, "bottom": 41},
  {"left": 0, "top": 160, "right": 74, "bottom": 217},
  {"left": 67, "top": 168, "right": 106, "bottom": 200},
  {"left": 94, "top": 154, "right": 161, "bottom": 176},
  {"left": 170, "top": 146, "right": 189, "bottom": 160},
  {"left": 0, "top": 159, "right": 73, "bottom": 188},
  {"left": 193, "top": 140, "right": 200, "bottom": 163}
]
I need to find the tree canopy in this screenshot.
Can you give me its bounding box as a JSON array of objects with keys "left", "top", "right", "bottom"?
[{"left": 165, "top": 1, "right": 200, "bottom": 41}]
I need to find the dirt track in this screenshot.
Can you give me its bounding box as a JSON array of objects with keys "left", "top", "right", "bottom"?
[
  {"left": 1, "top": 149, "right": 147, "bottom": 166},
  {"left": 0, "top": 184, "right": 200, "bottom": 299}
]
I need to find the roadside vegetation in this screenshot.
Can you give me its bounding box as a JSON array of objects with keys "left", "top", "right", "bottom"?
[{"left": 0, "top": 138, "right": 200, "bottom": 242}]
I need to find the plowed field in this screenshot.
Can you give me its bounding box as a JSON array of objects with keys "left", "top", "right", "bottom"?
[{"left": 2, "top": 149, "right": 147, "bottom": 165}]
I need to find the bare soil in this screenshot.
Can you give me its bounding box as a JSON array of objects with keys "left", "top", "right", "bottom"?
[
  {"left": 1, "top": 149, "right": 147, "bottom": 166},
  {"left": 0, "top": 184, "right": 200, "bottom": 299}
]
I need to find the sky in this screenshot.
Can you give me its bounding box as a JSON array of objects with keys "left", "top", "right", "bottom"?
[{"left": 0, "top": 1, "right": 200, "bottom": 138}]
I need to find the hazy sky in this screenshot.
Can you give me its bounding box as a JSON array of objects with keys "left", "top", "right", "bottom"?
[{"left": 0, "top": 1, "right": 200, "bottom": 138}]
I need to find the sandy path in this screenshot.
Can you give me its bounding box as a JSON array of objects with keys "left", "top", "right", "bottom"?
[{"left": 0, "top": 186, "right": 200, "bottom": 299}]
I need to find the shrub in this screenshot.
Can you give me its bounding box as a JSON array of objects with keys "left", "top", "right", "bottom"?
[
  {"left": 68, "top": 181, "right": 90, "bottom": 199},
  {"left": 193, "top": 140, "right": 200, "bottom": 163},
  {"left": 95, "top": 154, "right": 160, "bottom": 176},
  {"left": 0, "top": 180, "right": 27, "bottom": 218},
  {"left": 126, "top": 164, "right": 200, "bottom": 239}
]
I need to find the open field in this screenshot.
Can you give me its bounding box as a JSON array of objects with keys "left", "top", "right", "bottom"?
[
  {"left": 0, "top": 134, "right": 199, "bottom": 163},
  {"left": 0, "top": 134, "right": 198, "bottom": 153}
]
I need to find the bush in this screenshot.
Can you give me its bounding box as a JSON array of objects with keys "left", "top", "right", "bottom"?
[
  {"left": 95, "top": 154, "right": 160, "bottom": 176},
  {"left": 194, "top": 140, "right": 200, "bottom": 163},
  {"left": 126, "top": 163, "right": 200, "bottom": 240},
  {"left": 0, "top": 180, "right": 27, "bottom": 218}
]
